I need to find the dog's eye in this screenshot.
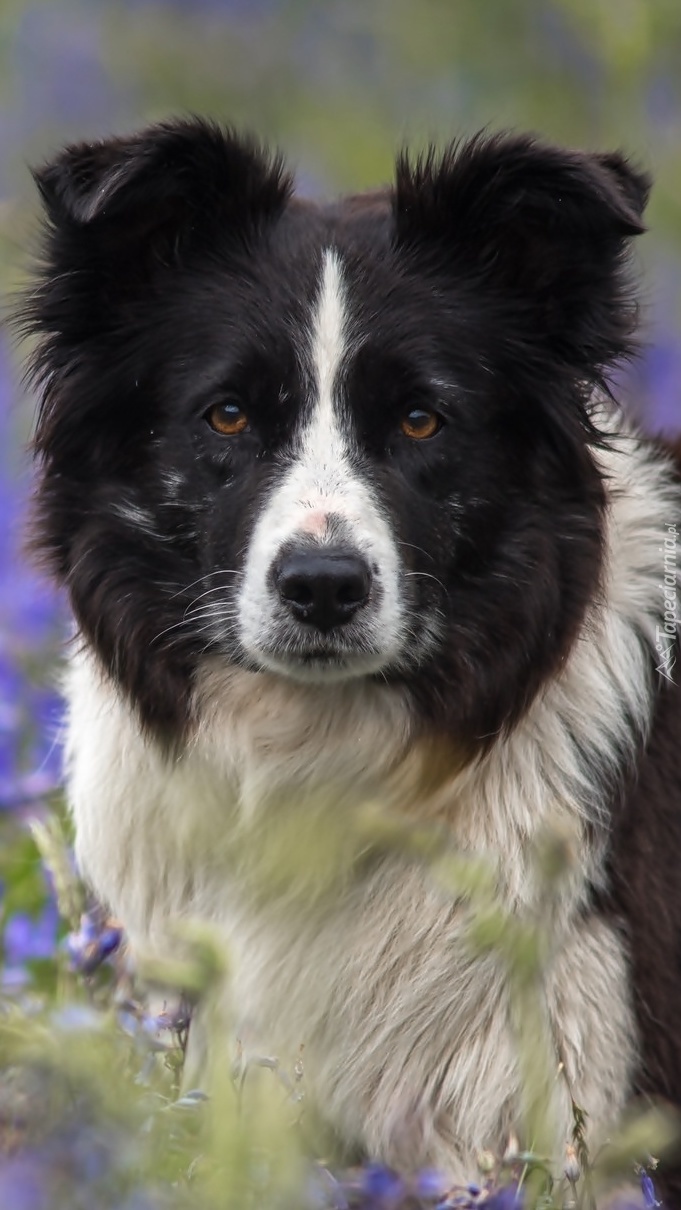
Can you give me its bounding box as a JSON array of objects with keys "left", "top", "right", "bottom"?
[
  {"left": 205, "top": 401, "right": 250, "bottom": 436},
  {"left": 400, "top": 409, "right": 442, "bottom": 440}
]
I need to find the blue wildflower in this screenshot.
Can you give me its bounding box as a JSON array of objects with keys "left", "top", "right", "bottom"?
[
  {"left": 641, "top": 337, "right": 681, "bottom": 436},
  {"left": 4, "top": 900, "right": 59, "bottom": 965},
  {"left": 413, "top": 1168, "right": 450, "bottom": 1199},
  {"left": 641, "top": 1170, "right": 661, "bottom": 1208},
  {"left": 360, "top": 1163, "right": 405, "bottom": 1205},
  {"left": 0, "top": 335, "right": 66, "bottom": 815},
  {"left": 0, "top": 1157, "right": 50, "bottom": 1210},
  {"left": 66, "top": 911, "right": 123, "bottom": 974}
]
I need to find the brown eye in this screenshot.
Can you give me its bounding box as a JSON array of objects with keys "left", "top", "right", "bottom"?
[
  {"left": 400, "top": 409, "right": 442, "bottom": 440},
  {"left": 205, "top": 401, "right": 249, "bottom": 436}
]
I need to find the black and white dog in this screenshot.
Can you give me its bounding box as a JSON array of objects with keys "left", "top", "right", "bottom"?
[{"left": 21, "top": 119, "right": 681, "bottom": 1195}]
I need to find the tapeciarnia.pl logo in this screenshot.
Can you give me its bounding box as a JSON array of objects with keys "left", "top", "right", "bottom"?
[{"left": 656, "top": 522, "right": 679, "bottom": 682}]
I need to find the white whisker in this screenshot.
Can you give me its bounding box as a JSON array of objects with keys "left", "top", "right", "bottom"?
[{"left": 168, "top": 570, "right": 240, "bottom": 601}]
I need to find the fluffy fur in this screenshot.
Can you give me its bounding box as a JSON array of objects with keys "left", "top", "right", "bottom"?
[{"left": 18, "top": 119, "right": 681, "bottom": 1197}]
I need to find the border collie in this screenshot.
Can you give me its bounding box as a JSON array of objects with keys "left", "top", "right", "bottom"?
[{"left": 20, "top": 119, "right": 681, "bottom": 1196}]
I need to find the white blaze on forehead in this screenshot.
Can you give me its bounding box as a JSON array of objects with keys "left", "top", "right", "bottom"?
[
  {"left": 312, "top": 250, "right": 347, "bottom": 422},
  {"left": 301, "top": 247, "right": 352, "bottom": 486}
]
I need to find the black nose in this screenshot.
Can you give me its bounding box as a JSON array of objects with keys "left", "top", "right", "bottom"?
[{"left": 274, "top": 548, "right": 372, "bottom": 632}]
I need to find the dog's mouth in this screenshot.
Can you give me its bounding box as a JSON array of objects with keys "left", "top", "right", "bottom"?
[
  {"left": 248, "top": 634, "right": 393, "bottom": 682},
  {"left": 297, "top": 648, "right": 347, "bottom": 664}
]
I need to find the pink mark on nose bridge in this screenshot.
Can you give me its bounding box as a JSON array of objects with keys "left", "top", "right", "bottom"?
[{"left": 298, "top": 509, "right": 331, "bottom": 537}]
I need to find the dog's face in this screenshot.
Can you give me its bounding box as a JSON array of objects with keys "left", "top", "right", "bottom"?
[{"left": 23, "top": 121, "right": 648, "bottom": 744}]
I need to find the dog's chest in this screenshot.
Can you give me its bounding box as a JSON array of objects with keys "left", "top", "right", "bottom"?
[{"left": 68, "top": 656, "right": 636, "bottom": 1170}]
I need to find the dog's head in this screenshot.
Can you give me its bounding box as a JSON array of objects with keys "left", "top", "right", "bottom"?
[{"left": 21, "top": 119, "right": 649, "bottom": 746}]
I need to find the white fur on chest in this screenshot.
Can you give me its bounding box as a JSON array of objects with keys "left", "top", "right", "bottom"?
[
  {"left": 66, "top": 653, "right": 638, "bottom": 1171},
  {"left": 66, "top": 651, "right": 635, "bottom": 1172},
  {"left": 64, "top": 418, "right": 679, "bottom": 1174}
]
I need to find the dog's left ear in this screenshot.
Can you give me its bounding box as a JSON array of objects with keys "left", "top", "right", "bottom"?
[{"left": 394, "top": 133, "right": 651, "bottom": 376}]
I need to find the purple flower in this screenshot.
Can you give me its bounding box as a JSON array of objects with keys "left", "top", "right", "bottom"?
[
  {"left": 0, "top": 1157, "right": 50, "bottom": 1210},
  {"left": 141, "top": 1008, "right": 180, "bottom": 1034},
  {"left": 66, "top": 912, "right": 123, "bottom": 974},
  {"left": 413, "top": 1169, "right": 450, "bottom": 1199},
  {"left": 641, "top": 339, "right": 681, "bottom": 435},
  {"left": 0, "top": 332, "right": 67, "bottom": 815},
  {"left": 360, "top": 1163, "right": 406, "bottom": 1205},
  {"left": 641, "top": 1171, "right": 661, "bottom": 1208},
  {"left": 3, "top": 901, "right": 59, "bottom": 965}
]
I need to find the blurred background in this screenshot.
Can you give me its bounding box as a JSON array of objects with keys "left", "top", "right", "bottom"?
[{"left": 1, "top": 0, "right": 681, "bottom": 831}]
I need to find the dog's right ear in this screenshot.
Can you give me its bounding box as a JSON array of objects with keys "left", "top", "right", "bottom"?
[{"left": 32, "top": 117, "right": 291, "bottom": 267}]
